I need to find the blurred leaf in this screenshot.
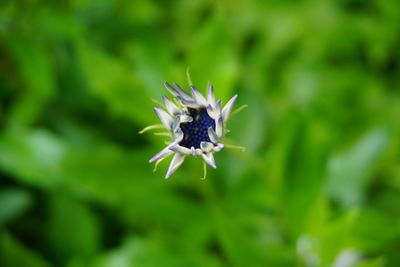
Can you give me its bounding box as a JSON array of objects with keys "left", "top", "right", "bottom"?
[
  {"left": 350, "top": 208, "right": 400, "bottom": 252},
  {"left": 46, "top": 193, "right": 101, "bottom": 261},
  {"left": 187, "top": 15, "right": 239, "bottom": 101},
  {"left": 5, "top": 35, "right": 55, "bottom": 127},
  {"left": 326, "top": 129, "right": 389, "bottom": 206},
  {"left": 76, "top": 41, "right": 154, "bottom": 126},
  {"left": 0, "top": 231, "right": 50, "bottom": 267},
  {"left": 0, "top": 188, "right": 32, "bottom": 225},
  {"left": 279, "top": 112, "right": 326, "bottom": 236},
  {"left": 85, "top": 237, "right": 139, "bottom": 267},
  {"left": 127, "top": 34, "right": 174, "bottom": 99},
  {"left": 0, "top": 129, "right": 65, "bottom": 188},
  {"left": 353, "top": 257, "right": 385, "bottom": 267}
]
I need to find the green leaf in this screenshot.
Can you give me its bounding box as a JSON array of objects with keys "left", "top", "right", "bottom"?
[
  {"left": 0, "top": 188, "right": 32, "bottom": 225},
  {"left": 0, "top": 231, "right": 50, "bottom": 267},
  {"left": 326, "top": 129, "right": 389, "bottom": 206},
  {"left": 46, "top": 193, "right": 101, "bottom": 260},
  {"left": 76, "top": 41, "right": 155, "bottom": 126}
]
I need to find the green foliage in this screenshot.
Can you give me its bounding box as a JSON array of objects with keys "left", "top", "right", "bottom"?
[{"left": 0, "top": 0, "right": 399, "bottom": 266}]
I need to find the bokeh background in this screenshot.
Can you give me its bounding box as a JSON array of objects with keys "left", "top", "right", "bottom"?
[{"left": 1, "top": 0, "right": 400, "bottom": 266}]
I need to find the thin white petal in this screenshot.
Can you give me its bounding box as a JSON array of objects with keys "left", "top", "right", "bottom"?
[
  {"left": 200, "top": 141, "right": 214, "bottom": 152},
  {"left": 215, "top": 116, "right": 224, "bottom": 138},
  {"left": 190, "top": 147, "right": 197, "bottom": 156},
  {"left": 173, "top": 128, "right": 184, "bottom": 142},
  {"left": 215, "top": 99, "right": 222, "bottom": 114},
  {"left": 173, "top": 83, "right": 193, "bottom": 101},
  {"left": 162, "top": 95, "right": 181, "bottom": 115},
  {"left": 149, "top": 146, "right": 174, "bottom": 163},
  {"left": 164, "top": 82, "right": 179, "bottom": 96},
  {"left": 176, "top": 96, "right": 202, "bottom": 108},
  {"left": 207, "top": 84, "right": 215, "bottom": 106},
  {"left": 221, "top": 94, "right": 238, "bottom": 123},
  {"left": 206, "top": 105, "right": 216, "bottom": 119},
  {"left": 213, "top": 143, "right": 225, "bottom": 152},
  {"left": 169, "top": 144, "right": 191, "bottom": 155},
  {"left": 208, "top": 127, "right": 219, "bottom": 143},
  {"left": 154, "top": 107, "right": 173, "bottom": 130},
  {"left": 201, "top": 152, "right": 216, "bottom": 168},
  {"left": 171, "top": 117, "right": 180, "bottom": 132},
  {"left": 166, "top": 153, "right": 185, "bottom": 178},
  {"left": 206, "top": 100, "right": 221, "bottom": 119},
  {"left": 190, "top": 86, "right": 207, "bottom": 106}
]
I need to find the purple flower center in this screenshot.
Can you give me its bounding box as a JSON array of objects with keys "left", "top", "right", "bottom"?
[{"left": 179, "top": 108, "right": 216, "bottom": 149}]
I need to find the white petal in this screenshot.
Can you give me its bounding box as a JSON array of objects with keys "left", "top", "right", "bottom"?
[
  {"left": 206, "top": 105, "right": 216, "bottom": 119},
  {"left": 164, "top": 82, "right": 179, "bottom": 96},
  {"left": 200, "top": 141, "right": 214, "bottom": 152},
  {"left": 195, "top": 148, "right": 203, "bottom": 155},
  {"left": 201, "top": 152, "right": 216, "bottom": 168},
  {"left": 207, "top": 84, "right": 215, "bottom": 106},
  {"left": 162, "top": 95, "right": 181, "bottom": 115},
  {"left": 221, "top": 94, "right": 238, "bottom": 123},
  {"left": 208, "top": 127, "right": 219, "bottom": 143},
  {"left": 166, "top": 153, "right": 185, "bottom": 178},
  {"left": 215, "top": 116, "right": 224, "bottom": 138},
  {"left": 190, "top": 147, "right": 197, "bottom": 156},
  {"left": 171, "top": 117, "right": 180, "bottom": 132},
  {"left": 190, "top": 86, "right": 207, "bottom": 106},
  {"left": 169, "top": 144, "right": 191, "bottom": 155},
  {"left": 176, "top": 96, "right": 202, "bottom": 108},
  {"left": 173, "top": 83, "right": 193, "bottom": 101},
  {"left": 149, "top": 146, "right": 174, "bottom": 163},
  {"left": 179, "top": 115, "right": 193, "bottom": 123},
  {"left": 213, "top": 143, "right": 224, "bottom": 152},
  {"left": 173, "top": 128, "right": 184, "bottom": 142},
  {"left": 207, "top": 100, "right": 222, "bottom": 119},
  {"left": 154, "top": 107, "right": 173, "bottom": 130},
  {"left": 215, "top": 99, "right": 222, "bottom": 114}
]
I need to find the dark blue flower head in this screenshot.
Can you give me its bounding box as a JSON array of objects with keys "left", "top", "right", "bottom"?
[{"left": 146, "top": 82, "right": 238, "bottom": 179}]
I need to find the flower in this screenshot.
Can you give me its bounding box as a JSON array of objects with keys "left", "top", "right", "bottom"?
[{"left": 148, "top": 82, "right": 238, "bottom": 179}]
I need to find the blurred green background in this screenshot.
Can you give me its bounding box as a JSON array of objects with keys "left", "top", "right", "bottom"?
[{"left": 1, "top": 0, "right": 400, "bottom": 266}]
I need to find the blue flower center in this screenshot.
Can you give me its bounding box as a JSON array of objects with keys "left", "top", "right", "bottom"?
[{"left": 179, "top": 108, "right": 216, "bottom": 149}]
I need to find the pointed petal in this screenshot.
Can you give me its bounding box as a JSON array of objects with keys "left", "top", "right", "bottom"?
[
  {"left": 207, "top": 84, "right": 215, "bottom": 106},
  {"left": 171, "top": 117, "right": 180, "bottom": 132},
  {"left": 169, "top": 144, "right": 191, "bottom": 155},
  {"left": 162, "top": 95, "right": 181, "bottom": 115},
  {"left": 201, "top": 152, "right": 216, "bottom": 168},
  {"left": 200, "top": 141, "right": 214, "bottom": 152},
  {"left": 213, "top": 143, "right": 225, "bottom": 152},
  {"left": 166, "top": 153, "right": 185, "bottom": 178},
  {"left": 208, "top": 127, "right": 219, "bottom": 143},
  {"left": 206, "top": 104, "right": 216, "bottom": 119},
  {"left": 221, "top": 94, "right": 238, "bottom": 123},
  {"left": 149, "top": 146, "right": 174, "bottom": 163},
  {"left": 164, "top": 82, "right": 178, "bottom": 96},
  {"left": 173, "top": 83, "right": 193, "bottom": 101},
  {"left": 176, "top": 96, "right": 202, "bottom": 108},
  {"left": 215, "top": 99, "right": 222, "bottom": 114},
  {"left": 173, "top": 128, "right": 184, "bottom": 142},
  {"left": 206, "top": 99, "right": 221, "bottom": 119},
  {"left": 154, "top": 107, "right": 173, "bottom": 130},
  {"left": 215, "top": 116, "right": 224, "bottom": 138},
  {"left": 190, "top": 86, "right": 207, "bottom": 106}
]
